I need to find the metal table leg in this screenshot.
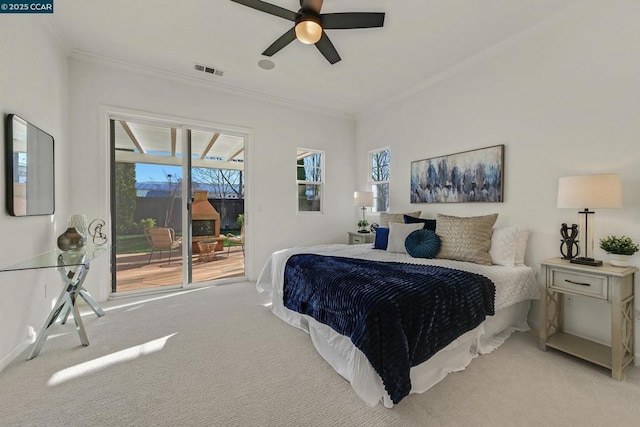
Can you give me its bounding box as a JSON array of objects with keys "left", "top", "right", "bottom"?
[{"left": 27, "top": 252, "right": 101, "bottom": 360}]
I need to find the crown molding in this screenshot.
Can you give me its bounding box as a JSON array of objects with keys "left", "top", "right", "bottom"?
[
  {"left": 70, "top": 49, "right": 355, "bottom": 122},
  {"left": 357, "top": 0, "right": 594, "bottom": 120},
  {"left": 44, "top": 15, "right": 73, "bottom": 54}
]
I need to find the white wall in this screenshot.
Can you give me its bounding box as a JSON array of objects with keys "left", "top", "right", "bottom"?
[
  {"left": 67, "top": 58, "right": 356, "bottom": 300},
  {"left": 356, "top": 0, "right": 640, "bottom": 356},
  {"left": 0, "top": 18, "right": 70, "bottom": 370}
]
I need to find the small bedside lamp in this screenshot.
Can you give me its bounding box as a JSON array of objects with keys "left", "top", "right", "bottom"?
[
  {"left": 354, "top": 191, "right": 374, "bottom": 233},
  {"left": 557, "top": 174, "right": 622, "bottom": 266}
]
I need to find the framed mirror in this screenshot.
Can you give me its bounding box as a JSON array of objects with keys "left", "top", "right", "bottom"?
[{"left": 5, "top": 114, "right": 55, "bottom": 216}]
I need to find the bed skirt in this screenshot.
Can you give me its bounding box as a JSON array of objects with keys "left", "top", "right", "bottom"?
[{"left": 275, "top": 299, "right": 531, "bottom": 408}]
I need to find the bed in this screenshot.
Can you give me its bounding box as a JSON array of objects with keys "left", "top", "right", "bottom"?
[{"left": 256, "top": 219, "right": 538, "bottom": 407}]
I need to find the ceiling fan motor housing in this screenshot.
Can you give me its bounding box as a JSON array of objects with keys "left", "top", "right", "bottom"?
[{"left": 296, "top": 9, "right": 322, "bottom": 25}]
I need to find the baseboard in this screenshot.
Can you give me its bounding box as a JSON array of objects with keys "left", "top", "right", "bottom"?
[{"left": 0, "top": 339, "right": 31, "bottom": 373}]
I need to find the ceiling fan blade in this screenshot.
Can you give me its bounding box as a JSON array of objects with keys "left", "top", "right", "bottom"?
[
  {"left": 230, "top": 0, "right": 298, "bottom": 21},
  {"left": 322, "top": 12, "right": 385, "bottom": 29},
  {"left": 300, "top": 0, "right": 323, "bottom": 14},
  {"left": 262, "top": 27, "right": 297, "bottom": 57},
  {"left": 315, "top": 32, "right": 341, "bottom": 64}
]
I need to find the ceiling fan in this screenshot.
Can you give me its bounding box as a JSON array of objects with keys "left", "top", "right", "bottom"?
[{"left": 230, "top": 0, "right": 385, "bottom": 64}]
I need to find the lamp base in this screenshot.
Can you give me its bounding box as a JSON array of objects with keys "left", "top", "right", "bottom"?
[
  {"left": 358, "top": 230, "right": 371, "bottom": 234},
  {"left": 570, "top": 257, "right": 603, "bottom": 267}
]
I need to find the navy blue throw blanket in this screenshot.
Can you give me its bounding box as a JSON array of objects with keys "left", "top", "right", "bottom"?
[{"left": 283, "top": 254, "right": 495, "bottom": 404}]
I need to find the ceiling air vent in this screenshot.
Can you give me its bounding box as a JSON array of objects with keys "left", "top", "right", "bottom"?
[{"left": 194, "top": 63, "right": 224, "bottom": 77}]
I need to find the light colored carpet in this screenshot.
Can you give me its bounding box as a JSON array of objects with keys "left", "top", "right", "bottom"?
[{"left": 1, "top": 282, "right": 639, "bottom": 426}]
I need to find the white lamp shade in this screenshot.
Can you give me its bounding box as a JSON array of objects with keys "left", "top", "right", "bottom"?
[
  {"left": 354, "top": 191, "right": 374, "bottom": 208},
  {"left": 557, "top": 174, "right": 622, "bottom": 209}
]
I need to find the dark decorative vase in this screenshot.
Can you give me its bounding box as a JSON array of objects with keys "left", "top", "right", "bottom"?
[{"left": 57, "top": 227, "right": 85, "bottom": 251}]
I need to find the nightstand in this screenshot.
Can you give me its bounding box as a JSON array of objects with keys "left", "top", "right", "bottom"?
[
  {"left": 348, "top": 231, "right": 374, "bottom": 245},
  {"left": 539, "top": 257, "right": 637, "bottom": 380}
]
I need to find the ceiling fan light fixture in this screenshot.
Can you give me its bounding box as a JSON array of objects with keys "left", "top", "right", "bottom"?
[{"left": 295, "top": 16, "right": 322, "bottom": 44}]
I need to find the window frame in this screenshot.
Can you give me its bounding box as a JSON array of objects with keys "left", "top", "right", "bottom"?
[{"left": 296, "top": 148, "right": 324, "bottom": 214}]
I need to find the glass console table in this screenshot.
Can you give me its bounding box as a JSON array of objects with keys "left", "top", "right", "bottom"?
[{"left": 0, "top": 245, "right": 108, "bottom": 359}]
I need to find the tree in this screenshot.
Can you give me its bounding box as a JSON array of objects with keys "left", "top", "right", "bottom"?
[
  {"left": 114, "top": 162, "right": 137, "bottom": 233},
  {"left": 192, "top": 168, "right": 243, "bottom": 199},
  {"left": 164, "top": 172, "right": 182, "bottom": 228}
]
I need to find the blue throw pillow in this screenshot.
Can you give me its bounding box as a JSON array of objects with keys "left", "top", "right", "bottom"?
[
  {"left": 405, "top": 229, "right": 441, "bottom": 258},
  {"left": 403, "top": 215, "right": 437, "bottom": 231},
  {"left": 373, "top": 227, "right": 389, "bottom": 250}
]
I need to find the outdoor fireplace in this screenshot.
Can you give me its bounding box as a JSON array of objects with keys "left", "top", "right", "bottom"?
[{"left": 191, "top": 190, "right": 221, "bottom": 252}]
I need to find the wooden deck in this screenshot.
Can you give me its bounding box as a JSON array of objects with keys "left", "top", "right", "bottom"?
[{"left": 114, "top": 247, "right": 244, "bottom": 292}]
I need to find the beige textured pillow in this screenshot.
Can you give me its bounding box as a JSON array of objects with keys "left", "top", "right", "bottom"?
[
  {"left": 379, "top": 211, "right": 421, "bottom": 228},
  {"left": 435, "top": 213, "right": 498, "bottom": 265}
]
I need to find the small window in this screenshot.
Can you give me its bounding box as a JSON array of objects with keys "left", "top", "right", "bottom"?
[
  {"left": 297, "top": 149, "right": 324, "bottom": 213},
  {"left": 370, "top": 148, "right": 390, "bottom": 212}
]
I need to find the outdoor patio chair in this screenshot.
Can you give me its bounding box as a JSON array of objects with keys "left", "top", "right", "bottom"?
[
  {"left": 225, "top": 226, "right": 244, "bottom": 256},
  {"left": 146, "top": 227, "right": 182, "bottom": 265}
]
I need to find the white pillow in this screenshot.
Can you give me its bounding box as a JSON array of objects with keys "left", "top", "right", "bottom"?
[
  {"left": 514, "top": 227, "right": 531, "bottom": 265},
  {"left": 386, "top": 222, "right": 424, "bottom": 254},
  {"left": 490, "top": 225, "right": 519, "bottom": 267}
]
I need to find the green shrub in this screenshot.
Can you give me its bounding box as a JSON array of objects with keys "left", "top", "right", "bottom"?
[{"left": 140, "top": 218, "right": 157, "bottom": 233}]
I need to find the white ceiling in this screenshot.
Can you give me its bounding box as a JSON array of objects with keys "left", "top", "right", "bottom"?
[{"left": 51, "top": 0, "right": 585, "bottom": 117}]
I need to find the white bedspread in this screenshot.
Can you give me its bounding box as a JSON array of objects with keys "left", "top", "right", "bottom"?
[{"left": 256, "top": 244, "right": 540, "bottom": 406}]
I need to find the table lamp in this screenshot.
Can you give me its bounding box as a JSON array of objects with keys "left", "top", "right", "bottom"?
[
  {"left": 557, "top": 174, "right": 622, "bottom": 266},
  {"left": 354, "top": 191, "right": 374, "bottom": 233}
]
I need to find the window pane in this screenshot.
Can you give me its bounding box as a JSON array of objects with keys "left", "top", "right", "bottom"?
[
  {"left": 372, "top": 183, "right": 389, "bottom": 212},
  {"left": 370, "top": 149, "right": 390, "bottom": 212},
  {"left": 298, "top": 184, "right": 321, "bottom": 212},
  {"left": 371, "top": 150, "right": 389, "bottom": 182},
  {"left": 298, "top": 153, "right": 322, "bottom": 182},
  {"left": 297, "top": 149, "right": 323, "bottom": 213}
]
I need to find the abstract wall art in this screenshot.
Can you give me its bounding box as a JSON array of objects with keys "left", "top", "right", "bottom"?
[{"left": 410, "top": 145, "right": 504, "bottom": 203}]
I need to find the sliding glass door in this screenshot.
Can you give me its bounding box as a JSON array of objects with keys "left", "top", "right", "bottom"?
[
  {"left": 189, "top": 129, "right": 245, "bottom": 283},
  {"left": 110, "top": 117, "right": 245, "bottom": 293}
]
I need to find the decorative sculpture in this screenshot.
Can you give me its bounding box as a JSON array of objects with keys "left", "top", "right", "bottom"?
[
  {"left": 560, "top": 223, "right": 579, "bottom": 260},
  {"left": 89, "top": 218, "right": 108, "bottom": 246}
]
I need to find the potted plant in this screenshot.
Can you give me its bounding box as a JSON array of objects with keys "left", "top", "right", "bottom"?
[
  {"left": 599, "top": 235, "right": 639, "bottom": 267},
  {"left": 357, "top": 219, "right": 369, "bottom": 233}
]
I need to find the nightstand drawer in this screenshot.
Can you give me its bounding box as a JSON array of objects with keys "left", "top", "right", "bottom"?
[
  {"left": 348, "top": 232, "right": 375, "bottom": 245},
  {"left": 351, "top": 235, "right": 366, "bottom": 244},
  {"left": 550, "top": 269, "right": 608, "bottom": 299}
]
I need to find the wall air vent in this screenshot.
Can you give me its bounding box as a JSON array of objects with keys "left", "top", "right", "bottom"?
[{"left": 194, "top": 63, "right": 224, "bottom": 77}]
